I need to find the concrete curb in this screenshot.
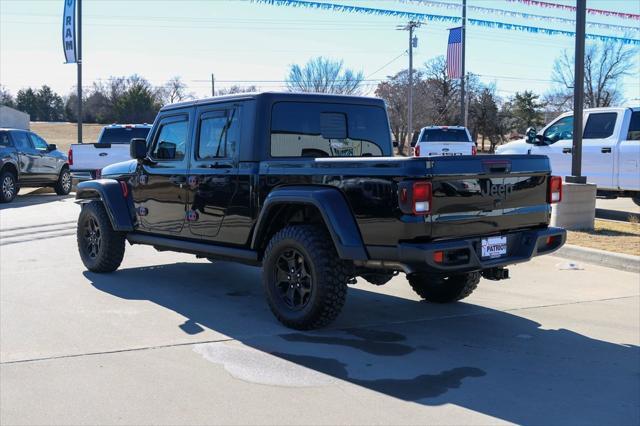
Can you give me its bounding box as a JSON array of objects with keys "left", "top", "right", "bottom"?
[{"left": 553, "top": 244, "right": 640, "bottom": 273}]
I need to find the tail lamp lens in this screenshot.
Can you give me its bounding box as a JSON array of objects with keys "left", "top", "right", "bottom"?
[
  {"left": 548, "top": 176, "right": 562, "bottom": 203},
  {"left": 412, "top": 181, "right": 432, "bottom": 214},
  {"left": 414, "top": 144, "right": 420, "bottom": 157},
  {"left": 472, "top": 145, "right": 477, "bottom": 156},
  {"left": 68, "top": 148, "right": 73, "bottom": 166}
]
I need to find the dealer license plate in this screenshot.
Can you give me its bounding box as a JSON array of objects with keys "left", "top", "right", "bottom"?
[{"left": 481, "top": 236, "right": 507, "bottom": 259}]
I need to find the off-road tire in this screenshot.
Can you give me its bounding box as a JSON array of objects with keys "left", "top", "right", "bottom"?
[
  {"left": 54, "top": 167, "right": 72, "bottom": 195},
  {"left": 407, "top": 272, "right": 481, "bottom": 303},
  {"left": 0, "top": 170, "right": 17, "bottom": 203},
  {"left": 632, "top": 194, "right": 640, "bottom": 207},
  {"left": 263, "top": 225, "right": 349, "bottom": 330},
  {"left": 77, "top": 201, "right": 125, "bottom": 273}
]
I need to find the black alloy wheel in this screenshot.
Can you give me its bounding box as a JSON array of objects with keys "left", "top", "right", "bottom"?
[{"left": 274, "top": 247, "right": 313, "bottom": 311}]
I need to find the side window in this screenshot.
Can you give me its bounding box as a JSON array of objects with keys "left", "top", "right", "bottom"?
[
  {"left": 627, "top": 111, "right": 640, "bottom": 141},
  {"left": 29, "top": 133, "right": 49, "bottom": 151},
  {"left": 543, "top": 116, "right": 573, "bottom": 144},
  {"left": 11, "top": 132, "right": 32, "bottom": 151},
  {"left": 0, "top": 133, "right": 12, "bottom": 147},
  {"left": 197, "top": 108, "right": 239, "bottom": 159},
  {"left": 150, "top": 116, "right": 189, "bottom": 161},
  {"left": 583, "top": 112, "right": 617, "bottom": 139}
]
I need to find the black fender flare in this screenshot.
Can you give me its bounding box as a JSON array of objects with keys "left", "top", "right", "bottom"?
[
  {"left": 75, "top": 179, "right": 135, "bottom": 232},
  {"left": 251, "top": 186, "right": 368, "bottom": 261}
]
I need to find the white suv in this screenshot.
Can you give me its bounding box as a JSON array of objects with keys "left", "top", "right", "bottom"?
[{"left": 413, "top": 126, "right": 476, "bottom": 157}]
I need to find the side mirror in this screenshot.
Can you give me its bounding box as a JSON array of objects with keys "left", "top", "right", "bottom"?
[
  {"left": 525, "top": 127, "right": 537, "bottom": 144},
  {"left": 130, "top": 138, "right": 148, "bottom": 160},
  {"left": 47, "top": 144, "right": 57, "bottom": 151}
]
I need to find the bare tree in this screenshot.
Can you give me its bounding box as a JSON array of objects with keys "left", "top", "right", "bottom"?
[
  {"left": 0, "top": 85, "right": 14, "bottom": 108},
  {"left": 550, "top": 40, "right": 637, "bottom": 109},
  {"left": 160, "top": 76, "right": 194, "bottom": 105},
  {"left": 286, "top": 57, "right": 364, "bottom": 95},
  {"left": 216, "top": 85, "right": 258, "bottom": 96}
]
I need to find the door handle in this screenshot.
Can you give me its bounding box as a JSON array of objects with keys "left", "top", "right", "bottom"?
[
  {"left": 601, "top": 147, "right": 612, "bottom": 153},
  {"left": 562, "top": 148, "right": 572, "bottom": 154},
  {"left": 204, "top": 163, "right": 233, "bottom": 169}
]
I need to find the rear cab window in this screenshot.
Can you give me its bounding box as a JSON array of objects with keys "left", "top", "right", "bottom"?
[
  {"left": 270, "top": 102, "right": 391, "bottom": 158},
  {"left": 627, "top": 111, "right": 640, "bottom": 141},
  {"left": 99, "top": 127, "right": 151, "bottom": 144},
  {"left": 583, "top": 112, "right": 617, "bottom": 139},
  {"left": 420, "top": 128, "right": 470, "bottom": 143}
]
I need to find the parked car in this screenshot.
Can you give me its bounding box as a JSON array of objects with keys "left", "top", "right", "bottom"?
[
  {"left": 69, "top": 124, "right": 152, "bottom": 183},
  {"left": 0, "top": 128, "right": 71, "bottom": 203},
  {"left": 413, "top": 126, "right": 476, "bottom": 157},
  {"left": 496, "top": 107, "right": 640, "bottom": 205},
  {"left": 75, "top": 92, "right": 565, "bottom": 329}
]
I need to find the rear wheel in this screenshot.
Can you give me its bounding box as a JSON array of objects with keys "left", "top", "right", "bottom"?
[
  {"left": 407, "top": 272, "right": 480, "bottom": 303},
  {"left": 263, "top": 225, "right": 348, "bottom": 330},
  {"left": 77, "top": 201, "right": 125, "bottom": 273},
  {"left": 0, "top": 170, "right": 17, "bottom": 203},
  {"left": 54, "top": 168, "right": 72, "bottom": 195}
]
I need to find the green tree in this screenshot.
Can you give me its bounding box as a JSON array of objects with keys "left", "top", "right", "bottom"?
[
  {"left": 286, "top": 57, "right": 364, "bottom": 95},
  {"left": 15, "top": 88, "right": 38, "bottom": 119},
  {"left": 113, "top": 75, "right": 161, "bottom": 123},
  {"left": 510, "top": 91, "right": 546, "bottom": 133},
  {"left": 469, "top": 87, "right": 501, "bottom": 152},
  {"left": 35, "top": 86, "right": 64, "bottom": 121}
]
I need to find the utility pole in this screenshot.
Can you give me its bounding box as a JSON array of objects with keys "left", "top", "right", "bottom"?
[
  {"left": 211, "top": 74, "right": 215, "bottom": 97},
  {"left": 397, "top": 21, "right": 421, "bottom": 153},
  {"left": 566, "top": 0, "right": 587, "bottom": 184},
  {"left": 460, "top": 0, "right": 467, "bottom": 127},
  {"left": 77, "top": 0, "right": 82, "bottom": 144}
]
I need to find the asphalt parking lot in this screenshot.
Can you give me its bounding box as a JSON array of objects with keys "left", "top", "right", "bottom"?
[{"left": 1, "top": 192, "right": 639, "bottom": 425}]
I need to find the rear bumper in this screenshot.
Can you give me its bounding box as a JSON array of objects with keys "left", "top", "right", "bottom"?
[
  {"left": 365, "top": 227, "right": 566, "bottom": 273},
  {"left": 71, "top": 170, "right": 98, "bottom": 183}
]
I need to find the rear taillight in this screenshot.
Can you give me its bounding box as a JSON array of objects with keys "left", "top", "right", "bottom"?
[
  {"left": 120, "top": 180, "right": 129, "bottom": 198},
  {"left": 412, "top": 182, "right": 432, "bottom": 214},
  {"left": 68, "top": 148, "right": 73, "bottom": 166},
  {"left": 548, "top": 176, "right": 562, "bottom": 203},
  {"left": 414, "top": 144, "right": 420, "bottom": 157},
  {"left": 472, "top": 145, "right": 477, "bottom": 156}
]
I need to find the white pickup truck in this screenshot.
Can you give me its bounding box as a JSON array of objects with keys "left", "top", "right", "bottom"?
[
  {"left": 413, "top": 126, "right": 477, "bottom": 157},
  {"left": 69, "top": 124, "right": 151, "bottom": 182},
  {"left": 496, "top": 107, "right": 640, "bottom": 205}
]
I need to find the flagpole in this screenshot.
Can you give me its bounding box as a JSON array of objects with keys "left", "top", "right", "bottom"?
[
  {"left": 460, "top": 0, "right": 466, "bottom": 127},
  {"left": 77, "top": 0, "right": 82, "bottom": 144}
]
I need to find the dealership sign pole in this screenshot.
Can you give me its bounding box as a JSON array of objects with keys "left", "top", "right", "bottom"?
[{"left": 62, "top": 0, "right": 82, "bottom": 144}]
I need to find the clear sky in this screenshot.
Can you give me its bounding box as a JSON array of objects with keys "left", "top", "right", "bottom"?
[{"left": 1, "top": 0, "right": 639, "bottom": 104}]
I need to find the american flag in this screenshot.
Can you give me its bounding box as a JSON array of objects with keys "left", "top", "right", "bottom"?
[{"left": 447, "top": 27, "right": 462, "bottom": 79}]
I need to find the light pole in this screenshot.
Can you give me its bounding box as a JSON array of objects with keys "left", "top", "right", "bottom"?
[
  {"left": 567, "top": 0, "right": 587, "bottom": 184},
  {"left": 460, "top": 0, "right": 467, "bottom": 127},
  {"left": 397, "top": 21, "right": 421, "bottom": 153}
]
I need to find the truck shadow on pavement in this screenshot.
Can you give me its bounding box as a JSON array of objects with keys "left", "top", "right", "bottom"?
[
  {"left": 0, "top": 193, "right": 73, "bottom": 210},
  {"left": 85, "top": 261, "right": 639, "bottom": 425}
]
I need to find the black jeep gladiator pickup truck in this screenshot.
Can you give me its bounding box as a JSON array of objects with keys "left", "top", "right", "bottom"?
[{"left": 75, "top": 92, "right": 566, "bottom": 329}]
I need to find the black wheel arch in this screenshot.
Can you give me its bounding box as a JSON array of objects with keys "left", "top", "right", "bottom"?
[
  {"left": 75, "top": 179, "right": 136, "bottom": 232},
  {"left": 1, "top": 162, "right": 19, "bottom": 181},
  {"left": 251, "top": 186, "right": 368, "bottom": 261}
]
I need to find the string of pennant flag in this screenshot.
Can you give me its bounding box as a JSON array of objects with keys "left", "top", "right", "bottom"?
[
  {"left": 397, "top": 0, "right": 639, "bottom": 33},
  {"left": 506, "top": 0, "right": 640, "bottom": 20},
  {"left": 252, "top": 0, "right": 640, "bottom": 46}
]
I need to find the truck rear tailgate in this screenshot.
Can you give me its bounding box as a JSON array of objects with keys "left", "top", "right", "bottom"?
[
  {"left": 428, "top": 155, "right": 551, "bottom": 239},
  {"left": 69, "top": 143, "right": 131, "bottom": 172}
]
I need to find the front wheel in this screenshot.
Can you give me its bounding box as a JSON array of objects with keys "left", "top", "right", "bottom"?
[
  {"left": 262, "top": 225, "right": 349, "bottom": 330},
  {"left": 407, "top": 272, "right": 480, "bottom": 303},
  {"left": 77, "top": 201, "right": 125, "bottom": 273},
  {"left": 0, "top": 171, "right": 17, "bottom": 203},
  {"left": 54, "top": 168, "right": 72, "bottom": 195},
  {"left": 632, "top": 194, "right": 640, "bottom": 207}
]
